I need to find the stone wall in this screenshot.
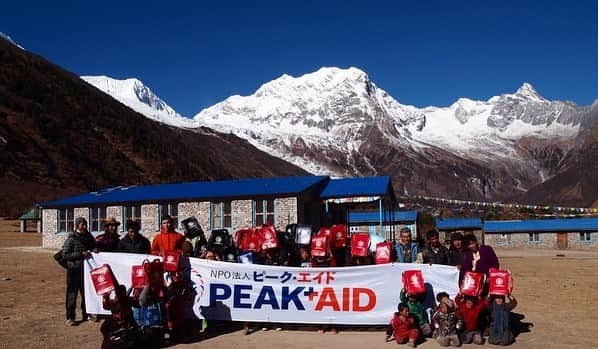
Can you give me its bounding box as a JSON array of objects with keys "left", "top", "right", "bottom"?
[
  {"left": 42, "top": 209, "right": 61, "bottom": 249},
  {"left": 439, "top": 229, "right": 484, "bottom": 245},
  {"left": 73, "top": 207, "right": 89, "bottom": 224},
  {"left": 232, "top": 200, "right": 252, "bottom": 230},
  {"left": 485, "top": 232, "right": 558, "bottom": 249},
  {"left": 274, "top": 197, "right": 297, "bottom": 230},
  {"left": 141, "top": 204, "right": 159, "bottom": 238},
  {"left": 178, "top": 202, "right": 210, "bottom": 233},
  {"left": 568, "top": 232, "right": 598, "bottom": 250}
]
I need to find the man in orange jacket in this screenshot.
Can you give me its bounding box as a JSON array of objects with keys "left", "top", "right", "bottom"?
[{"left": 151, "top": 215, "right": 185, "bottom": 256}]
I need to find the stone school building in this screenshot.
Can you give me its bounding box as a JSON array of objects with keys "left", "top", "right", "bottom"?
[
  {"left": 483, "top": 218, "right": 598, "bottom": 250},
  {"left": 40, "top": 175, "right": 398, "bottom": 249}
]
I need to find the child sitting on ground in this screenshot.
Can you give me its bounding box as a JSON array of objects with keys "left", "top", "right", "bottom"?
[
  {"left": 101, "top": 284, "right": 139, "bottom": 349},
  {"left": 400, "top": 288, "right": 432, "bottom": 337},
  {"left": 432, "top": 292, "right": 462, "bottom": 347},
  {"left": 385, "top": 303, "right": 420, "bottom": 347},
  {"left": 487, "top": 294, "right": 517, "bottom": 346},
  {"left": 455, "top": 293, "right": 487, "bottom": 345}
]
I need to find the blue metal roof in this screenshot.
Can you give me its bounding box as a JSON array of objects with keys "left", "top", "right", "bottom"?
[
  {"left": 436, "top": 217, "right": 483, "bottom": 230},
  {"left": 40, "top": 175, "right": 329, "bottom": 208},
  {"left": 349, "top": 210, "right": 418, "bottom": 224},
  {"left": 320, "top": 176, "right": 392, "bottom": 199},
  {"left": 484, "top": 218, "right": 598, "bottom": 233}
]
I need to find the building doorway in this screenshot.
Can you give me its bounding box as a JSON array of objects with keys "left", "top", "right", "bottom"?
[{"left": 557, "top": 232, "right": 568, "bottom": 249}]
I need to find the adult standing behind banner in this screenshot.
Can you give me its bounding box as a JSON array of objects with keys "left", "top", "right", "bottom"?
[
  {"left": 118, "top": 220, "right": 151, "bottom": 254},
  {"left": 95, "top": 217, "right": 121, "bottom": 252},
  {"left": 62, "top": 217, "right": 95, "bottom": 326},
  {"left": 395, "top": 227, "right": 420, "bottom": 263},
  {"left": 419, "top": 230, "right": 449, "bottom": 265},
  {"left": 151, "top": 215, "right": 185, "bottom": 256},
  {"left": 461, "top": 235, "right": 499, "bottom": 276},
  {"left": 447, "top": 232, "right": 467, "bottom": 269}
]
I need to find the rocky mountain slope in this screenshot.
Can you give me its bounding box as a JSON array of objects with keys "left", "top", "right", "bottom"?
[
  {"left": 193, "top": 67, "right": 597, "bottom": 203},
  {"left": 0, "top": 36, "right": 306, "bottom": 217}
]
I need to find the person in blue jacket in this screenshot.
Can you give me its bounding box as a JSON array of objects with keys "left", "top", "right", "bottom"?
[{"left": 395, "top": 227, "right": 420, "bottom": 263}]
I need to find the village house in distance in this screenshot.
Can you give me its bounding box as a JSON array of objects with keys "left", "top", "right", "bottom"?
[{"left": 39, "top": 175, "right": 598, "bottom": 251}]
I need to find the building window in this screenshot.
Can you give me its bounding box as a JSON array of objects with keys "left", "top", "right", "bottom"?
[
  {"left": 89, "top": 207, "right": 106, "bottom": 232},
  {"left": 211, "top": 201, "right": 232, "bottom": 229},
  {"left": 159, "top": 203, "right": 179, "bottom": 228},
  {"left": 253, "top": 199, "right": 274, "bottom": 226},
  {"left": 528, "top": 232, "right": 541, "bottom": 243},
  {"left": 123, "top": 205, "right": 142, "bottom": 226},
  {"left": 58, "top": 208, "right": 74, "bottom": 233},
  {"left": 580, "top": 232, "right": 592, "bottom": 242}
]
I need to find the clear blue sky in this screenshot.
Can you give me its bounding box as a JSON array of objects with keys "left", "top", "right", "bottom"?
[{"left": 2, "top": 0, "right": 597, "bottom": 116}]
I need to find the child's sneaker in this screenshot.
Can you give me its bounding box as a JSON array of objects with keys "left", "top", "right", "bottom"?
[
  {"left": 385, "top": 335, "right": 394, "bottom": 342},
  {"left": 66, "top": 319, "right": 75, "bottom": 326}
]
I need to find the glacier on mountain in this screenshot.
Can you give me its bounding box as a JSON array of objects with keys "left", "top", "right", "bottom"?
[{"left": 81, "top": 76, "right": 196, "bottom": 128}]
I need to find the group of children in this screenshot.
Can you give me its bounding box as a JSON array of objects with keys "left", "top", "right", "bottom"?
[
  {"left": 386, "top": 287, "right": 517, "bottom": 347},
  {"left": 97, "top": 259, "right": 199, "bottom": 348}
]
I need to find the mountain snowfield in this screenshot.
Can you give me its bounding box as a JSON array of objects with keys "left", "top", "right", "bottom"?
[
  {"left": 194, "top": 67, "right": 594, "bottom": 175},
  {"left": 81, "top": 76, "right": 196, "bottom": 128},
  {"left": 82, "top": 67, "right": 597, "bottom": 200}
]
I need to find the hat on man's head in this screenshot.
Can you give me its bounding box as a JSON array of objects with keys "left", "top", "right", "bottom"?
[
  {"left": 104, "top": 217, "right": 121, "bottom": 227},
  {"left": 399, "top": 227, "right": 412, "bottom": 234}
]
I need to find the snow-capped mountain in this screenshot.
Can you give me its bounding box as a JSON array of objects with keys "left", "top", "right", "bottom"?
[
  {"left": 0, "top": 32, "right": 24, "bottom": 50},
  {"left": 194, "top": 66, "right": 597, "bottom": 200},
  {"left": 81, "top": 76, "right": 196, "bottom": 128}
]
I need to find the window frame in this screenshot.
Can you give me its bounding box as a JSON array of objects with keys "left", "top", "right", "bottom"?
[
  {"left": 211, "top": 201, "right": 232, "bottom": 230},
  {"left": 58, "top": 208, "right": 74, "bottom": 233},
  {"left": 253, "top": 199, "right": 275, "bottom": 226},
  {"left": 123, "top": 204, "right": 142, "bottom": 230},
  {"left": 89, "top": 207, "right": 106, "bottom": 233},
  {"left": 579, "top": 232, "right": 592, "bottom": 242},
  {"left": 528, "top": 232, "right": 541, "bottom": 243},
  {"left": 159, "top": 203, "right": 179, "bottom": 229}
]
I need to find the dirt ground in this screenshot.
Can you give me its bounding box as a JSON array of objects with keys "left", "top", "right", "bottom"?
[{"left": 1, "top": 218, "right": 597, "bottom": 349}]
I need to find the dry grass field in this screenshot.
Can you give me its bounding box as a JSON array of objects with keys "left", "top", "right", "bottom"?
[{"left": 0, "top": 218, "right": 597, "bottom": 348}]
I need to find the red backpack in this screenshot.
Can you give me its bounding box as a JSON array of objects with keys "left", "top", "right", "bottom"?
[
  {"left": 488, "top": 269, "right": 513, "bottom": 296},
  {"left": 375, "top": 241, "right": 393, "bottom": 264},
  {"left": 163, "top": 250, "right": 181, "bottom": 272},
  {"left": 460, "top": 272, "right": 486, "bottom": 297},
  {"left": 350, "top": 232, "right": 371, "bottom": 257},
  {"left": 237, "top": 228, "right": 261, "bottom": 252},
  {"left": 311, "top": 235, "right": 328, "bottom": 257},
  {"left": 131, "top": 261, "right": 148, "bottom": 289},
  {"left": 259, "top": 225, "right": 279, "bottom": 250},
  {"left": 403, "top": 270, "right": 426, "bottom": 296},
  {"left": 330, "top": 224, "right": 347, "bottom": 249},
  {"left": 90, "top": 264, "right": 117, "bottom": 296}
]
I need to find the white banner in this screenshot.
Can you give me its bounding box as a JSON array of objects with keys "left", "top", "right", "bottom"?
[{"left": 84, "top": 252, "right": 458, "bottom": 325}]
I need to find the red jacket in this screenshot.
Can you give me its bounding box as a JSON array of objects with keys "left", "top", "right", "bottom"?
[
  {"left": 151, "top": 229, "right": 185, "bottom": 256},
  {"left": 391, "top": 313, "right": 418, "bottom": 339},
  {"left": 456, "top": 295, "right": 487, "bottom": 331}
]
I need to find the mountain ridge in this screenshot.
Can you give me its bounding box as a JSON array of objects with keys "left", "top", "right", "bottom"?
[{"left": 0, "top": 36, "right": 306, "bottom": 217}]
